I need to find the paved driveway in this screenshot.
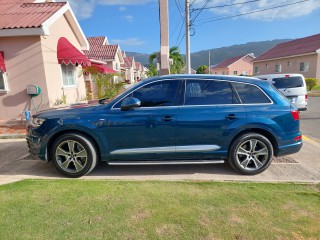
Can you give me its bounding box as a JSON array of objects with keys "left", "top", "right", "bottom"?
[
  {"left": 1, "top": 138, "right": 319, "bottom": 185},
  {"left": 1, "top": 97, "right": 320, "bottom": 185}
]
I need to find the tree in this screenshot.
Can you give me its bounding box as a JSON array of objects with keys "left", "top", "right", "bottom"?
[
  {"left": 196, "top": 65, "right": 208, "bottom": 74},
  {"left": 169, "top": 46, "right": 184, "bottom": 74},
  {"left": 149, "top": 46, "right": 185, "bottom": 75}
]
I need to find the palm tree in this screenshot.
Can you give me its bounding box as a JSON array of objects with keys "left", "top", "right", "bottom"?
[
  {"left": 149, "top": 46, "right": 185, "bottom": 75},
  {"left": 169, "top": 46, "right": 184, "bottom": 74}
]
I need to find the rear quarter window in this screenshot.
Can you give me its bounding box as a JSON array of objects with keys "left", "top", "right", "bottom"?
[{"left": 232, "top": 82, "right": 271, "bottom": 104}]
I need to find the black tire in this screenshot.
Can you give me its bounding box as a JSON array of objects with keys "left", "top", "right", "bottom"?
[
  {"left": 50, "top": 133, "right": 98, "bottom": 178},
  {"left": 228, "top": 133, "right": 273, "bottom": 175}
]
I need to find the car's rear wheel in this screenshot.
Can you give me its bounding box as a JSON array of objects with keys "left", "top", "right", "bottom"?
[
  {"left": 50, "top": 133, "right": 97, "bottom": 178},
  {"left": 228, "top": 133, "right": 273, "bottom": 175}
]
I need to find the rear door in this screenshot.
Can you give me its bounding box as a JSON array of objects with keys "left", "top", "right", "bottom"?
[{"left": 175, "top": 79, "right": 247, "bottom": 160}]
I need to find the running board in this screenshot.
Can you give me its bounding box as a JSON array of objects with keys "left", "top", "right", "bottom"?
[{"left": 108, "top": 160, "right": 225, "bottom": 166}]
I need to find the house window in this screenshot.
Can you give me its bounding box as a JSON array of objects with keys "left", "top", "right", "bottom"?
[
  {"left": 233, "top": 71, "right": 238, "bottom": 75},
  {"left": 265, "top": 63, "right": 269, "bottom": 68},
  {"left": 0, "top": 71, "right": 8, "bottom": 91},
  {"left": 254, "top": 66, "right": 259, "bottom": 73},
  {"left": 275, "top": 64, "right": 281, "bottom": 73},
  {"left": 288, "top": 61, "right": 291, "bottom": 66},
  {"left": 299, "top": 62, "right": 309, "bottom": 72},
  {"left": 61, "top": 64, "right": 76, "bottom": 86}
]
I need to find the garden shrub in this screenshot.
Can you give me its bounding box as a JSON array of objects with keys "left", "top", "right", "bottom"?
[{"left": 305, "top": 78, "right": 318, "bottom": 91}]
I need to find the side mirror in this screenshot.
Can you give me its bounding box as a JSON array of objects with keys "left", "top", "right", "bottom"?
[{"left": 121, "top": 97, "right": 141, "bottom": 111}]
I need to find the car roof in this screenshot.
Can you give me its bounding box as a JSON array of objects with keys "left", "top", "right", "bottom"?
[{"left": 143, "top": 74, "right": 264, "bottom": 85}]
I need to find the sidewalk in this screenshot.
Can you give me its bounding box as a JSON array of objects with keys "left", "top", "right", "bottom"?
[{"left": 0, "top": 121, "right": 26, "bottom": 139}]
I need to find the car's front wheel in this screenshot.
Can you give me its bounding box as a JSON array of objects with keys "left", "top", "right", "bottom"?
[
  {"left": 50, "top": 133, "right": 98, "bottom": 178},
  {"left": 228, "top": 133, "right": 273, "bottom": 175}
]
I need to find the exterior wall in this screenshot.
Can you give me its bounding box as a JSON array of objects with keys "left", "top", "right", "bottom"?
[
  {"left": 317, "top": 53, "right": 320, "bottom": 82},
  {"left": 211, "top": 67, "right": 229, "bottom": 75},
  {"left": 0, "top": 36, "right": 48, "bottom": 121},
  {"left": 229, "top": 56, "right": 253, "bottom": 75},
  {"left": 253, "top": 54, "right": 319, "bottom": 83},
  {"left": 42, "top": 15, "right": 86, "bottom": 106}
]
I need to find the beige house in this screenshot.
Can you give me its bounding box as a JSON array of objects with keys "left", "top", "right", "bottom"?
[
  {"left": 210, "top": 54, "right": 255, "bottom": 75},
  {"left": 253, "top": 34, "right": 320, "bottom": 83},
  {"left": 84, "top": 36, "right": 124, "bottom": 84},
  {"left": 0, "top": 0, "right": 89, "bottom": 122},
  {"left": 121, "top": 51, "right": 136, "bottom": 84}
]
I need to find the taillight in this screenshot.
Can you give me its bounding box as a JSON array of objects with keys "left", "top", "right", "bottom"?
[
  {"left": 305, "top": 94, "right": 308, "bottom": 101},
  {"left": 291, "top": 110, "right": 299, "bottom": 121},
  {"left": 294, "top": 135, "right": 302, "bottom": 141}
]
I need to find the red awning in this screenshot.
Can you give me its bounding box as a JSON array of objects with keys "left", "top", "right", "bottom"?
[
  {"left": 84, "top": 63, "right": 117, "bottom": 74},
  {"left": 0, "top": 51, "right": 6, "bottom": 72},
  {"left": 57, "top": 37, "right": 90, "bottom": 66},
  {"left": 91, "top": 63, "right": 116, "bottom": 73}
]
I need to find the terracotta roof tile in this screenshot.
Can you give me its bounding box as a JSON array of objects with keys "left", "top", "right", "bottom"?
[
  {"left": 87, "top": 36, "right": 107, "bottom": 46},
  {"left": 254, "top": 34, "right": 320, "bottom": 62},
  {"left": 135, "top": 61, "right": 141, "bottom": 71},
  {"left": 84, "top": 44, "right": 119, "bottom": 60},
  {"left": 0, "top": 1, "right": 66, "bottom": 29},
  {"left": 121, "top": 57, "right": 133, "bottom": 68},
  {"left": 213, "top": 55, "right": 247, "bottom": 69}
]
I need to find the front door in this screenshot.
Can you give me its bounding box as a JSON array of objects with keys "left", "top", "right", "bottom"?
[{"left": 106, "top": 80, "right": 181, "bottom": 161}]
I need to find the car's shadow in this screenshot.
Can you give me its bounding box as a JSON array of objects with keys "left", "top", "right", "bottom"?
[{"left": 0, "top": 156, "right": 239, "bottom": 179}]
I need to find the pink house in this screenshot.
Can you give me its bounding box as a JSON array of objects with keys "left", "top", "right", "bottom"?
[
  {"left": 210, "top": 54, "right": 255, "bottom": 76},
  {"left": 0, "top": 0, "right": 90, "bottom": 122}
]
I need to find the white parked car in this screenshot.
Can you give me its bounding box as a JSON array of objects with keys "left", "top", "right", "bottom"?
[{"left": 255, "top": 74, "right": 307, "bottom": 111}]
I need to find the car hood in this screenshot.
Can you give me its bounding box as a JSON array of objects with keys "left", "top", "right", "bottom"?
[{"left": 34, "top": 103, "right": 106, "bottom": 119}]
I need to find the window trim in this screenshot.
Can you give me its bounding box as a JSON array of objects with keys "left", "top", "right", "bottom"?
[
  {"left": 275, "top": 64, "right": 282, "bottom": 73},
  {"left": 111, "top": 79, "right": 182, "bottom": 109},
  {"left": 0, "top": 71, "right": 9, "bottom": 92},
  {"left": 299, "top": 62, "right": 309, "bottom": 72},
  {"left": 60, "top": 63, "right": 77, "bottom": 88},
  {"left": 111, "top": 78, "right": 273, "bottom": 110}
]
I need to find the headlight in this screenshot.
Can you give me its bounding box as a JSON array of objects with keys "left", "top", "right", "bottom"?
[{"left": 31, "top": 117, "right": 46, "bottom": 127}]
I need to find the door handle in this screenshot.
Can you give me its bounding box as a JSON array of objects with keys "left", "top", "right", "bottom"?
[
  {"left": 225, "top": 114, "right": 239, "bottom": 120},
  {"left": 161, "top": 116, "right": 175, "bottom": 122}
]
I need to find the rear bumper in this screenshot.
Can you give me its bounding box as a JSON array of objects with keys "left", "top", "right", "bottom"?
[{"left": 275, "top": 140, "right": 302, "bottom": 157}]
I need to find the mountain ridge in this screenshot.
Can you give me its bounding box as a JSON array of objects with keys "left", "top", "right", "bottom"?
[{"left": 125, "top": 39, "right": 291, "bottom": 69}]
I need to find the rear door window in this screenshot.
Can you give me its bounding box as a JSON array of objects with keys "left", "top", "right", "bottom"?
[
  {"left": 272, "top": 76, "right": 304, "bottom": 88},
  {"left": 232, "top": 82, "right": 271, "bottom": 104},
  {"left": 184, "top": 80, "right": 239, "bottom": 105}
]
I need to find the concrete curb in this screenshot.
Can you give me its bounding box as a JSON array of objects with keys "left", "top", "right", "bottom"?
[{"left": 0, "top": 134, "right": 26, "bottom": 139}]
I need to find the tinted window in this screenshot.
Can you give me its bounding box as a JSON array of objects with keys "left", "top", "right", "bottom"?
[
  {"left": 272, "top": 76, "right": 304, "bottom": 88},
  {"left": 184, "top": 80, "right": 238, "bottom": 105},
  {"left": 233, "top": 82, "right": 271, "bottom": 104},
  {"left": 114, "top": 80, "right": 180, "bottom": 108}
]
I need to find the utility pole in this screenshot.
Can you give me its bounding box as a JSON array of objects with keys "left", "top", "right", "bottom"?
[
  {"left": 159, "top": 0, "right": 170, "bottom": 75},
  {"left": 185, "top": 0, "right": 191, "bottom": 74},
  {"left": 208, "top": 51, "right": 210, "bottom": 74}
]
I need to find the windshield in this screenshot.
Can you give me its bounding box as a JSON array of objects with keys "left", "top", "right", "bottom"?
[{"left": 272, "top": 76, "right": 304, "bottom": 89}]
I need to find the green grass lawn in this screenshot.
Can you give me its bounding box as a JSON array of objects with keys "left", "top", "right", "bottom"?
[{"left": 0, "top": 180, "right": 319, "bottom": 240}]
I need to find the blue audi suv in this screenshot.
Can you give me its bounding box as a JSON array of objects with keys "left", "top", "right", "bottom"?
[{"left": 27, "top": 75, "right": 302, "bottom": 177}]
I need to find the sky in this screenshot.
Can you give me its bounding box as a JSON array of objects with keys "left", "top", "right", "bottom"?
[{"left": 67, "top": 0, "right": 320, "bottom": 54}]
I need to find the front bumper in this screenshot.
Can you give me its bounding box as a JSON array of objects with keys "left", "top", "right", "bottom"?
[{"left": 26, "top": 128, "right": 47, "bottom": 161}]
